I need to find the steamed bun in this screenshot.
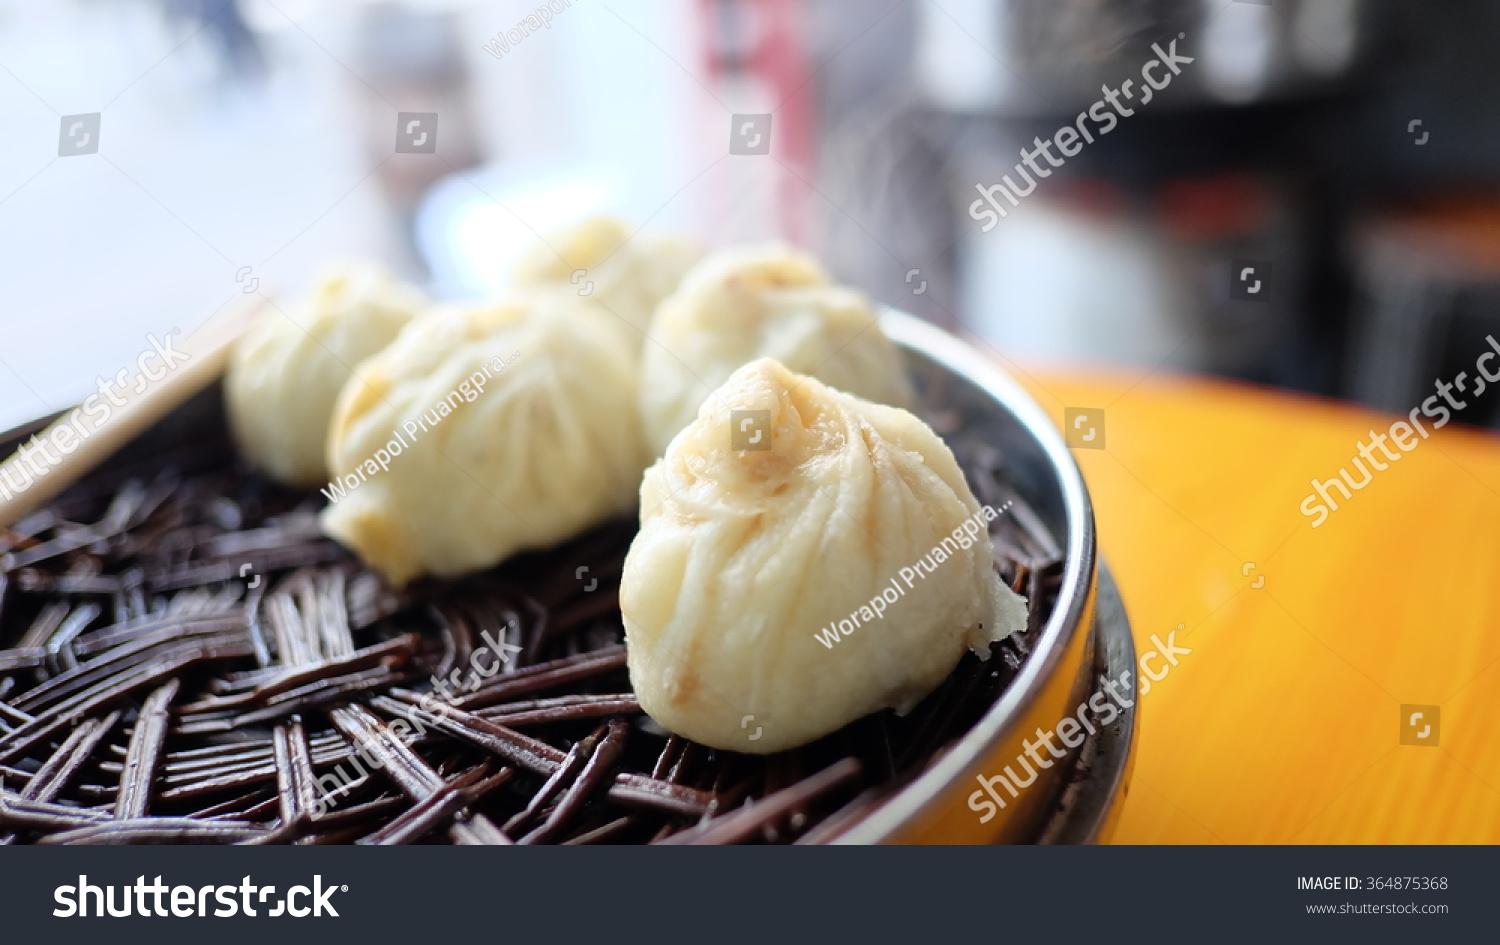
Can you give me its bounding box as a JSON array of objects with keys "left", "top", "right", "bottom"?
[
  {"left": 226, "top": 262, "right": 425, "bottom": 486},
  {"left": 513, "top": 216, "right": 699, "bottom": 347},
  {"left": 639, "top": 243, "right": 914, "bottom": 456},
  {"left": 320, "top": 292, "right": 646, "bottom": 586},
  {"left": 621, "top": 358, "right": 1026, "bottom": 754}
]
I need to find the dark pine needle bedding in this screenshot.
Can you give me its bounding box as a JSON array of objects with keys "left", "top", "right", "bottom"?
[{"left": 0, "top": 434, "right": 1061, "bottom": 845}]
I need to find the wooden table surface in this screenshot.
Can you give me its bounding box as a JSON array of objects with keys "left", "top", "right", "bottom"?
[{"left": 1015, "top": 366, "right": 1500, "bottom": 844}]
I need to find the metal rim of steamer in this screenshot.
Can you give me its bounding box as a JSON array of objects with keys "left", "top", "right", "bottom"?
[{"left": 834, "top": 311, "right": 1136, "bottom": 845}]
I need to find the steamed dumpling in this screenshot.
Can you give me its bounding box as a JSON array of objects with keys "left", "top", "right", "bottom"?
[
  {"left": 513, "top": 216, "right": 699, "bottom": 347},
  {"left": 226, "top": 262, "right": 425, "bottom": 486},
  {"left": 639, "top": 243, "right": 914, "bottom": 456},
  {"left": 621, "top": 358, "right": 1026, "bottom": 754},
  {"left": 320, "top": 292, "right": 646, "bottom": 586}
]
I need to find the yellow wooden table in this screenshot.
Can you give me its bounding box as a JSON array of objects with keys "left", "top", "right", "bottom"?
[{"left": 1014, "top": 366, "right": 1500, "bottom": 844}]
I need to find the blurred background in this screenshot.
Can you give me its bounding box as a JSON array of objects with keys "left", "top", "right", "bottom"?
[{"left": 5, "top": 0, "right": 1500, "bottom": 434}]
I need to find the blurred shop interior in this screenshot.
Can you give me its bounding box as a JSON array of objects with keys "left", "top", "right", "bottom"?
[{"left": 6, "top": 0, "right": 1500, "bottom": 431}]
